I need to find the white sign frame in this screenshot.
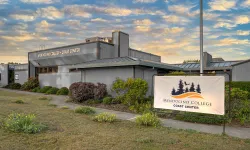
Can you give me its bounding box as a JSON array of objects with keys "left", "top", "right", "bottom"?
[{"left": 154, "top": 76, "right": 225, "bottom": 115}]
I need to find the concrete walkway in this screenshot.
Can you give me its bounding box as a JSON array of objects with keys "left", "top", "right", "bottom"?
[{"left": 1, "top": 88, "right": 250, "bottom": 139}]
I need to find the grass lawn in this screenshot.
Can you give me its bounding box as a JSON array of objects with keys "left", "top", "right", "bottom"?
[{"left": 0, "top": 90, "right": 250, "bottom": 150}]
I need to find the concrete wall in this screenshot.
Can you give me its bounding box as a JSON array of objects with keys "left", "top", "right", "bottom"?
[
  {"left": 15, "top": 70, "right": 28, "bottom": 85},
  {"left": 0, "top": 64, "right": 8, "bottom": 87},
  {"left": 82, "top": 67, "right": 134, "bottom": 94},
  {"left": 99, "top": 42, "right": 115, "bottom": 59},
  {"left": 39, "top": 72, "right": 81, "bottom": 88},
  {"left": 129, "top": 49, "right": 161, "bottom": 62},
  {"left": 119, "top": 32, "right": 129, "bottom": 57},
  {"left": 232, "top": 62, "right": 250, "bottom": 81},
  {"left": 29, "top": 42, "right": 98, "bottom": 67}
]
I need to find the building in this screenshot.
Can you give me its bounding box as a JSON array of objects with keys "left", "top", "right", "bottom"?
[
  {"left": 5, "top": 31, "right": 178, "bottom": 95},
  {"left": 173, "top": 52, "right": 245, "bottom": 81},
  {"left": 1, "top": 31, "right": 250, "bottom": 94}
]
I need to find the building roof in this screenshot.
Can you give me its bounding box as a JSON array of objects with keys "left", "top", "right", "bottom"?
[
  {"left": 174, "top": 61, "right": 240, "bottom": 71},
  {"left": 231, "top": 59, "right": 250, "bottom": 66},
  {"left": 68, "top": 57, "right": 181, "bottom": 71}
]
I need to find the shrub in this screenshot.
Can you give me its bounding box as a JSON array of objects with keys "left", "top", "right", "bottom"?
[
  {"left": 56, "top": 87, "right": 69, "bottom": 95},
  {"left": 112, "top": 78, "right": 148, "bottom": 106},
  {"left": 135, "top": 113, "right": 161, "bottom": 127},
  {"left": 40, "top": 86, "right": 52, "bottom": 93},
  {"left": 69, "top": 82, "right": 95, "bottom": 102},
  {"left": 74, "top": 106, "right": 96, "bottom": 115},
  {"left": 103, "top": 97, "right": 113, "bottom": 105},
  {"left": 69, "top": 82, "right": 107, "bottom": 103},
  {"left": 175, "top": 112, "right": 225, "bottom": 124},
  {"left": 129, "top": 101, "right": 152, "bottom": 114},
  {"left": 61, "top": 106, "right": 69, "bottom": 109},
  {"left": 93, "top": 113, "right": 116, "bottom": 123},
  {"left": 21, "top": 77, "right": 39, "bottom": 91},
  {"left": 14, "top": 100, "right": 24, "bottom": 104},
  {"left": 9, "top": 83, "right": 22, "bottom": 89},
  {"left": 3, "top": 113, "right": 47, "bottom": 134},
  {"left": 94, "top": 83, "right": 107, "bottom": 100},
  {"left": 86, "top": 99, "right": 102, "bottom": 105},
  {"left": 46, "top": 87, "right": 59, "bottom": 95},
  {"left": 226, "top": 82, "right": 250, "bottom": 98},
  {"left": 112, "top": 95, "right": 123, "bottom": 104},
  {"left": 31, "top": 87, "right": 40, "bottom": 93}
]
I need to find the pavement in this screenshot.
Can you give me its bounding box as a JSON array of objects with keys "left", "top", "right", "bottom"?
[{"left": 1, "top": 88, "right": 250, "bottom": 139}]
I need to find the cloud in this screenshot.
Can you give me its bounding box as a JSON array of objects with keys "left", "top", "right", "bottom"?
[
  {"left": 241, "top": 0, "right": 250, "bottom": 7},
  {"left": 164, "top": 38, "right": 175, "bottom": 43},
  {"left": 12, "top": 23, "right": 28, "bottom": 31},
  {"left": 162, "top": 15, "right": 190, "bottom": 24},
  {"left": 0, "top": 20, "right": 4, "bottom": 26},
  {"left": 134, "top": 19, "right": 154, "bottom": 32},
  {"left": 35, "top": 20, "right": 54, "bottom": 32},
  {"left": 1, "top": 33, "right": 47, "bottom": 42},
  {"left": 20, "top": 0, "right": 60, "bottom": 4},
  {"left": 168, "top": 4, "right": 199, "bottom": 17},
  {"left": 63, "top": 5, "right": 92, "bottom": 18},
  {"left": 133, "top": 0, "right": 157, "bottom": 3},
  {"left": 213, "top": 22, "right": 236, "bottom": 29},
  {"left": 216, "top": 38, "right": 249, "bottom": 46},
  {"left": 36, "top": 6, "right": 64, "bottom": 20},
  {"left": 237, "top": 30, "right": 250, "bottom": 36},
  {"left": 134, "top": 19, "right": 154, "bottom": 26},
  {"left": 208, "top": 0, "right": 236, "bottom": 11},
  {"left": 91, "top": 18, "right": 108, "bottom": 22},
  {"left": 235, "top": 15, "right": 250, "bottom": 24},
  {"left": 63, "top": 20, "right": 86, "bottom": 30},
  {"left": 164, "top": 27, "right": 185, "bottom": 34},
  {"left": 55, "top": 31, "right": 70, "bottom": 36},
  {"left": 0, "top": 0, "right": 8, "bottom": 4},
  {"left": 10, "top": 14, "right": 36, "bottom": 22}
]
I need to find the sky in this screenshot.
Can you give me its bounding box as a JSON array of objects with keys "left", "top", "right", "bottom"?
[{"left": 0, "top": 0, "right": 249, "bottom": 64}]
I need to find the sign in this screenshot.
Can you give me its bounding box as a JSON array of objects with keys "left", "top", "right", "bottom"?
[
  {"left": 15, "top": 74, "right": 19, "bottom": 80},
  {"left": 37, "top": 48, "right": 80, "bottom": 58},
  {"left": 154, "top": 76, "right": 225, "bottom": 115}
]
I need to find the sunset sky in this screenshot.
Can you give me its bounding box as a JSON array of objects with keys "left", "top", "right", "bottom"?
[{"left": 0, "top": 0, "right": 249, "bottom": 64}]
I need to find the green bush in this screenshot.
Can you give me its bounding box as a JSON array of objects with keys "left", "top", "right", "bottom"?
[
  {"left": 129, "top": 101, "right": 152, "bottom": 114},
  {"left": 56, "top": 87, "right": 69, "bottom": 95},
  {"left": 3, "top": 113, "right": 47, "bottom": 134},
  {"left": 103, "top": 97, "right": 113, "bottom": 105},
  {"left": 226, "top": 82, "right": 250, "bottom": 98},
  {"left": 21, "top": 77, "right": 39, "bottom": 91},
  {"left": 112, "top": 78, "right": 148, "bottom": 106},
  {"left": 74, "top": 106, "right": 96, "bottom": 115},
  {"left": 135, "top": 113, "right": 161, "bottom": 127},
  {"left": 31, "top": 87, "right": 40, "bottom": 93},
  {"left": 112, "top": 95, "right": 123, "bottom": 104},
  {"left": 93, "top": 113, "right": 116, "bottom": 123},
  {"left": 86, "top": 99, "right": 102, "bottom": 105},
  {"left": 39, "top": 86, "right": 52, "bottom": 93},
  {"left": 14, "top": 100, "right": 24, "bottom": 104},
  {"left": 9, "top": 83, "right": 22, "bottom": 89},
  {"left": 175, "top": 112, "right": 225, "bottom": 124},
  {"left": 46, "top": 87, "right": 59, "bottom": 95}
]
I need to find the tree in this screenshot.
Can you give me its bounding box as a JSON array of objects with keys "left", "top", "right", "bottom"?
[
  {"left": 196, "top": 84, "right": 201, "bottom": 93},
  {"left": 185, "top": 87, "right": 189, "bottom": 93},
  {"left": 171, "top": 88, "right": 176, "bottom": 95},
  {"left": 177, "top": 80, "right": 184, "bottom": 94},
  {"left": 189, "top": 83, "right": 195, "bottom": 92}
]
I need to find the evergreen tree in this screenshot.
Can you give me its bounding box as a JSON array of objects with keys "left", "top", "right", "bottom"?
[
  {"left": 196, "top": 84, "right": 201, "bottom": 93},
  {"left": 189, "top": 82, "right": 195, "bottom": 92},
  {"left": 177, "top": 80, "right": 184, "bottom": 94},
  {"left": 185, "top": 87, "right": 189, "bottom": 93},
  {"left": 171, "top": 88, "right": 176, "bottom": 95}
]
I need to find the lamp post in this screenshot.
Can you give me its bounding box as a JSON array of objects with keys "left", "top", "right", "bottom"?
[{"left": 200, "top": 0, "right": 204, "bottom": 75}]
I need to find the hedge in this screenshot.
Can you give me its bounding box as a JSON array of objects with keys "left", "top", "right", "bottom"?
[{"left": 226, "top": 81, "right": 250, "bottom": 98}]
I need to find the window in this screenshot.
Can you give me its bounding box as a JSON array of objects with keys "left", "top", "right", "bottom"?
[
  {"left": 15, "top": 74, "right": 19, "bottom": 80},
  {"left": 38, "top": 66, "right": 58, "bottom": 74}
]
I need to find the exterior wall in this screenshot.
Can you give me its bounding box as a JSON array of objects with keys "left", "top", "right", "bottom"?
[
  {"left": 215, "top": 71, "right": 229, "bottom": 82},
  {"left": 82, "top": 67, "right": 134, "bottom": 94},
  {"left": 14, "top": 70, "right": 28, "bottom": 85},
  {"left": 39, "top": 72, "right": 81, "bottom": 88},
  {"left": 99, "top": 42, "right": 115, "bottom": 59},
  {"left": 29, "top": 42, "right": 98, "bottom": 67},
  {"left": 232, "top": 62, "right": 250, "bottom": 81},
  {"left": 0, "top": 64, "right": 8, "bottom": 87},
  {"left": 112, "top": 32, "right": 119, "bottom": 57},
  {"left": 129, "top": 49, "right": 161, "bottom": 62},
  {"left": 119, "top": 32, "right": 129, "bottom": 57}
]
